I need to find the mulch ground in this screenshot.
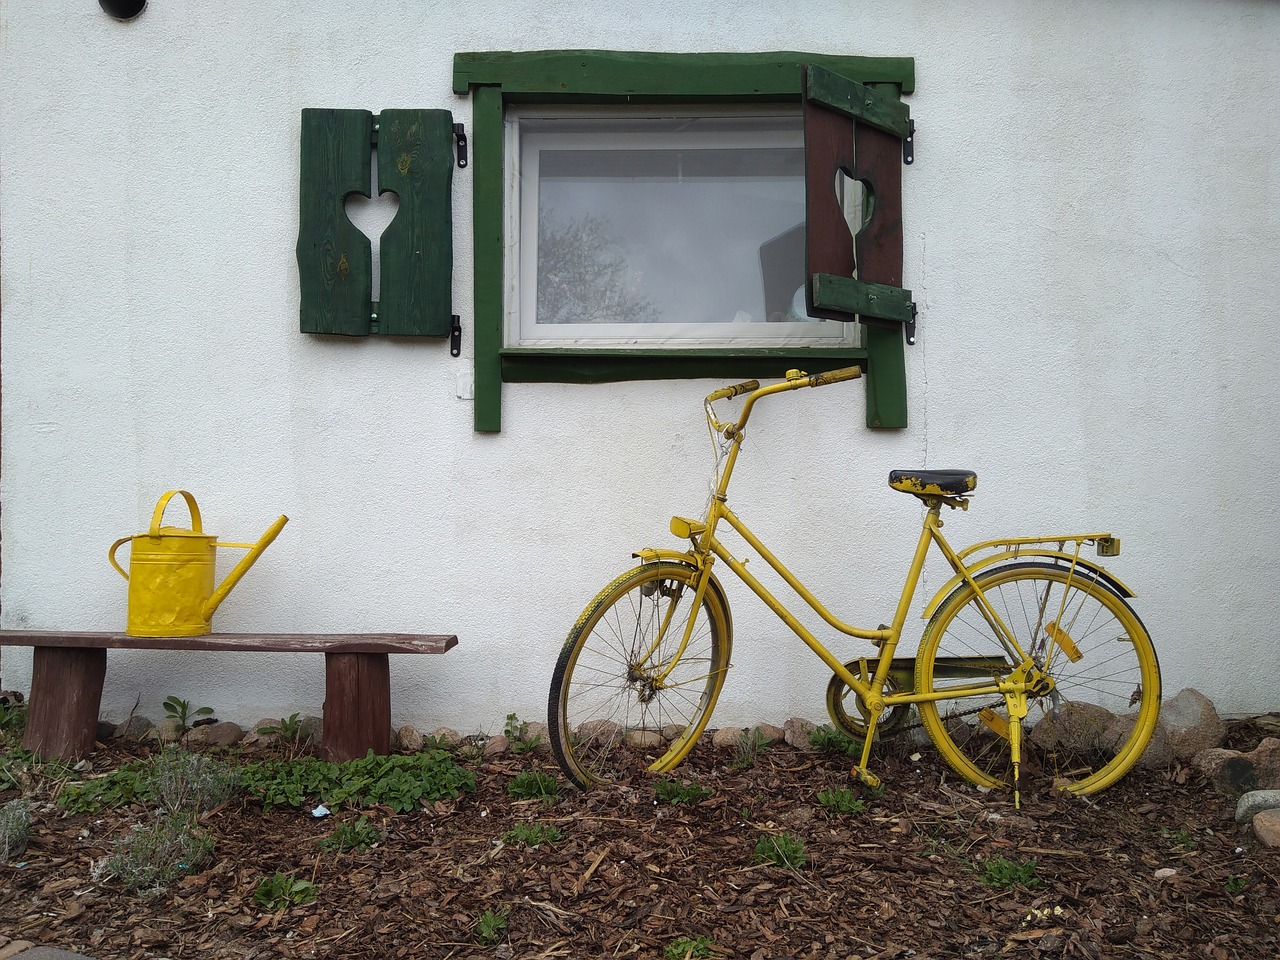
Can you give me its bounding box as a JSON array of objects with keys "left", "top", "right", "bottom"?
[{"left": 2, "top": 719, "right": 1277, "bottom": 960}]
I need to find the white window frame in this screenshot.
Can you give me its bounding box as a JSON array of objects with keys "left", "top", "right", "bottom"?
[{"left": 504, "top": 105, "right": 858, "bottom": 351}]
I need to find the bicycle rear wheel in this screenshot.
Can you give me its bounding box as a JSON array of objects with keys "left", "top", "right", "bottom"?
[
  {"left": 916, "top": 561, "right": 1160, "bottom": 796},
  {"left": 548, "top": 562, "right": 732, "bottom": 789}
]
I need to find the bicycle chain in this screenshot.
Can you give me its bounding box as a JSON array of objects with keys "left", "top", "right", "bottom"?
[{"left": 875, "top": 698, "right": 1002, "bottom": 739}]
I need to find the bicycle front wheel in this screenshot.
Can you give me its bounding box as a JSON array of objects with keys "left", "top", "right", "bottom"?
[
  {"left": 916, "top": 561, "right": 1160, "bottom": 796},
  {"left": 548, "top": 562, "right": 732, "bottom": 790}
]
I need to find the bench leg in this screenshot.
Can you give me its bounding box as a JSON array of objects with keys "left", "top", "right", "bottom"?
[
  {"left": 323, "top": 652, "right": 391, "bottom": 762},
  {"left": 23, "top": 646, "right": 106, "bottom": 761}
]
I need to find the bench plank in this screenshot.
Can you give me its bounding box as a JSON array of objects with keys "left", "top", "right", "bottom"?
[{"left": 0, "top": 630, "right": 457, "bottom": 655}]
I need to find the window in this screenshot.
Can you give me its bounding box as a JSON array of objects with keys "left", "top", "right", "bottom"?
[
  {"left": 509, "top": 108, "right": 855, "bottom": 350},
  {"left": 453, "top": 51, "right": 915, "bottom": 431}
]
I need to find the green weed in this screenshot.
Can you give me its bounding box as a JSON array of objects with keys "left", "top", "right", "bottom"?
[
  {"left": 504, "top": 713, "right": 543, "bottom": 755},
  {"left": 655, "top": 778, "right": 712, "bottom": 806},
  {"left": 1225, "top": 874, "right": 1248, "bottom": 894},
  {"left": 254, "top": 871, "right": 318, "bottom": 910},
  {"left": 150, "top": 747, "right": 239, "bottom": 814},
  {"left": 319, "top": 815, "right": 381, "bottom": 853},
  {"left": 729, "top": 729, "right": 772, "bottom": 771},
  {"left": 474, "top": 906, "right": 509, "bottom": 945},
  {"left": 507, "top": 769, "right": 559, "bottom": 802},
  {"left": 809, "top": 725, "right": 863, "bottom": 757},
  {"left": 753, "top": 833, "right": 808, "bottom": 869},
  {"left": 664, "top": 935, "right": 718, "bottom": 960},
  {"left": 816, "top": 786, "right": 866, "bottom": 816},
  {"left": 502, "top": 822, "right": 563, "bottom": 847},
  {"left": 979, "top": 855, "right": 1043, "bottom": 890}
]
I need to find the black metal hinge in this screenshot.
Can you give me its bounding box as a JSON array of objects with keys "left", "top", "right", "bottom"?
[
  {"left": 453, "top": 123, "right": 468, "bottom": 168},
  {"left": 903, "top": 119, "right": 915, "bottom": 165},
  {"left": 450, "top": 315, "right": 462, "bottom": 356},
  {"left": 906, "top": 302, "right": 918, "bottom": 345}
]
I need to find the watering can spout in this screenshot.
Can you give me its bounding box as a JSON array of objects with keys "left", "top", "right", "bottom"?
[{"left": 203, "top": 514, "right": 289, "bottom": 620}]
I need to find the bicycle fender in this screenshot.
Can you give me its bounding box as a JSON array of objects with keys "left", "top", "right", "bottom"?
[
  {"left": 920, "top": 551, "right": 1136, "bottom": 620},
  {"left": 632, "top": 548, "right": 734, "bottom": 637}
]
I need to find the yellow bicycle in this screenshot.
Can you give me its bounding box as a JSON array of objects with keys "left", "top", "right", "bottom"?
[{"left": 548, "top": 367, "right": 1161, "bottom": 805}]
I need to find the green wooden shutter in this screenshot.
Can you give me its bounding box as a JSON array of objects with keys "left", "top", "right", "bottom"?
[
  {"left": 297, "top": 108, "right": 454, "bottom": 337},
  {"left": 297, "top": 109, "right": 375, "bottom": 336},
  {"left": 803, "top": 65, "right": 914, "bottom": 428}
]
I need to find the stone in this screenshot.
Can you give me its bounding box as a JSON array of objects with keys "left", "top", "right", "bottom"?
[
  {"left": 711, "top": 726, "right": 746, "bottom": 749},
  {"left": 241, "top": 718, "right": 279, "bottom": 745},
  {"left": 625, "top": 729, "right": 665, "bottom": 749},
  {"left": 150, "top": 718, "right": 184, "bottom": 743},
  {"left": 1252, "top": 808, "right": 1280, "bottom": 847},
  {"left": 430, "top": 727, "right": 463, "bottom": 748},
  {"left": 523, "top": 721, "right": 550, "bottom": 751},
  {"left": 752, "top": 722, "right": 785, "bottom": 745},
  {"left": 185, "top": 721, "right": 244, "bottom": 747},
  {"left": 114, "top": 715, "right": 154, "bottom": 740},
  {"left": 784, "top": 717, "right": 817, "bottom": 750},
  {"left": 1159, "top": 688, "right": 1226, "bottom": 759},
  {"left": 483, "top": 734, "right": 510, "bottom": 757},
  {"left": 397, "top": 725, "right": 424, "bottom": 752},
  {"left": 298, "top": 715, "right": 324, "bottom": 744},
  {"left": 96, "top": 719, "right": 118, "bottom": 740},
  {"left": 1029, "top": 701, "right": 1114, "bottom": 754},
  {"left": 1192, "top": 738, "right": 1280, "bottom": 796},
  {"left": 1235, "top": 790, "right": 1280, "bottom": 824},
  {"left": 0, "top": 941, "right": 36, "bottom": 960}
]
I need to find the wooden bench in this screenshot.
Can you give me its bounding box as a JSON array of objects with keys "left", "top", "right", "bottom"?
[{"left": 0, "top": 631, "right": 457, "bottom": 762}]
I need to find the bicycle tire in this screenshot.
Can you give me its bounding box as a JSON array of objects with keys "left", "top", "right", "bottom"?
[
  {"left": 548, "top": 562, "right": 732, "bottom": 790},
  {"left": 915, "top": 561, "right": 1160, "bottom": 796}
]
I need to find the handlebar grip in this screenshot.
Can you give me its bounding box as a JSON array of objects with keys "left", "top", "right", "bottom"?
[
  {"left": 706, "top": 379, "right": 760, "bottom": 403},
  {"left": 808, "top": 366, "right": 862, "bottom": 387}
]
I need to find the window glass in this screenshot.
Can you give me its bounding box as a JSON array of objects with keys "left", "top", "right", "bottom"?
[{"left": 509, "top": 109, "right": 857, "bottom": 349}]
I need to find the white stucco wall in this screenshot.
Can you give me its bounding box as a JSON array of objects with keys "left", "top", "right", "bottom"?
[{"left": 1, "top": 1, "right": 1277, "bottom": 733}]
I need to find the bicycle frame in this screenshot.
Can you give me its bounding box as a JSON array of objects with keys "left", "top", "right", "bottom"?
[{"left": 636, "top": 367, "right": 1124, "bottom": 784}]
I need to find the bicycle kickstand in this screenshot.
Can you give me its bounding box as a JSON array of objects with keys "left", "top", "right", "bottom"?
[
  {"left": 850, "top": 714, "right": 884, "bottom": 792},
  {"left": 1005, "top": 692, "right": 1029, "bottom": 809}
]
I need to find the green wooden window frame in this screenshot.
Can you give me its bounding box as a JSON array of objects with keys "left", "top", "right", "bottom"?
[
  {"left": 452, "top": 51, "right": 915, "bottom": 432},
  {"left": 297, "top": 108, "right": 455, "bottom": 337}
]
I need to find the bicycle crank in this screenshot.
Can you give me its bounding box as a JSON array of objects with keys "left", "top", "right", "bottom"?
[{"left": 826, "top": 658, "right": 916, "bottom": 741}]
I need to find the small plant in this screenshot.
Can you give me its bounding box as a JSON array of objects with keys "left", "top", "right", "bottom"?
[
  {"left": 753, "top": 832, "right": 808, "bottom": 870},
  {"left": 0, "top": 798, "right": 32, "bottom": 862},
  {"left": 256, "top": 713, "right": 306, "bottom": 755},
  {"left": 664, "top": 935, "right": 718, "bottom": 960},
  {"left": 96, "top": 813, "right": 214, "bottom": 894},
  {"left": 729, "top": 728, "right": 773, "bottom": 771},
  {"left": 508, "top": 769, "right": 559, "bottom": 802},
  {"left": 504, "top": 713, "right": 543, "bottom": 755},
  {"left": 150, "top": 747, "right": 240, "bottom": 814},
  {"left": 60, "top": 760, "right": 155, "bottom": 813},
  {"left": 979, "top": 855, "right": 1043, "bottom": 890},
  {"left": 474, "top": 905, "right": 509, "bottom": 945},
  {"left": 319, "top": 815, "right": 381, "bottom": 853},
  {"left": 817, "top": 786, "right": 866, "bottom": 816},
  {"left": 502, "top": 821, "right": 563, "bottom": 847},
  {"left": 1225, "top": 874, "right": 1248, "bottom": 894},
  {"left": 810, "top": 724, "right": 863, "bottom": 757},
  {"left": 0, "top": 700, "right": 27, "bottom": 740},
  {"left": 655, "top": 778, "right": 713, "bottom": 806},
  {"left": 253, "top": 871, "right": 318, "bottom": 911},
  {"left": 1162, "top": 826, "right": 1196, "bottom": 849},
  {"left": 239, "top": 750, "right": 476, "bottom": 812},
  {"left": 162, "top": 695, "right": 214, "bottom": 739}
]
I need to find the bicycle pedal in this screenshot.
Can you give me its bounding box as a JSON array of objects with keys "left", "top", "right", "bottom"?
[{"left": 850, "top": 766, "right": 883, "bottom": 791}]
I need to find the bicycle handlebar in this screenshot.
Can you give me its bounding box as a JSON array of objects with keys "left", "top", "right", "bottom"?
[
  {"left": 704, "top": 366, "right": 863, "bottom": 435},
  {"left": 705, "top": 379, "right": 761, "bottom": 403}
]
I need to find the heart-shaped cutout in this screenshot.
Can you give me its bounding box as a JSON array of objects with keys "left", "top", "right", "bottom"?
[{"left": 344, "top": 181, "right": 400, "bottom": 299}]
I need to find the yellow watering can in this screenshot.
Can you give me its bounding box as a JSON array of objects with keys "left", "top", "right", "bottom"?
[{"left": 109, "top": 490, "right": 289, "bottom": 637}]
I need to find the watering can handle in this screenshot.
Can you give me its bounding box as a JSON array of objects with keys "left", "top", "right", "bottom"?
[
  {"left": 150, "top": 490, "right": 202, "bottom": 537},
  {"left": 108, "top": 537, "right": 131, "bottom": 580}
]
